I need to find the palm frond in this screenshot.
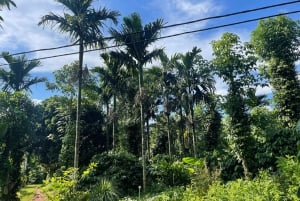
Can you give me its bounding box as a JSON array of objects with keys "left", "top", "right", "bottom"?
[
  {"left": 22, "top": 77, "right": 47, "bottom": 92},
  {"left": 0, "top": 0, "right": 16, "bottom": 9}
]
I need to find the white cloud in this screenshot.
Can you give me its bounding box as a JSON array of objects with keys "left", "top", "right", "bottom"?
[
  {"left": 171, "top": 0, "right": 222, "bottom": 19},
  {"left": 0, "top": 0, "right": 105, "bottom": 72},
  {"left": 147, "top": 0, "right": 224, "bottom": 60},
  {"left": 153, "top": 0, "right": 222, "bottom": 24},
  {"left": 32, "top": 98, "right": 43, "bottom": 105},
  {"left": 256, "top": 85, "right": 272, "bottom": 96}
]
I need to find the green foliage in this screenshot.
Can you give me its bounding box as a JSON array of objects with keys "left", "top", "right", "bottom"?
[
  {"left": 21, "top": 154, "right": 47, "bottom": 185},
  {"left": 17, "top": 184, "right": 43, "bottom": 201},
  {"left": 251, "top": 15, "right": 300, "bottom": 62},
  {"left": 82, "top": 151, "right": 142, "bottom": 196},
  {"left": 212, "top": 32, "right": 259, "bottom": 177},
  {"left": 251, "top": 16, "right": 300, "bottom": 126},
  {"left": 251, "top": 107, "right": 300, "bottom": 170},
  {"left": 205, "top": 171, "right": 282, "bottom": 201},
  {"left": 89, "top": 178, "right": 119, "bottom": 201},
  {"left": 277, "top": 156, "right": 300, "bottom": 200},
  {"left": 148, "top": 155, "right": 191, "bottom": 188},
  {"left": 144, "top": 187, "right": 186, "bottom": 201},
  {"left": 0, "top": 52, "right": 46, "bottom": 92},
  {"left": 0, "top": 92, "right": 36, "bottom": 200},
  {"left": 42, "top": 168, "right": 77, "bottom": 201}
]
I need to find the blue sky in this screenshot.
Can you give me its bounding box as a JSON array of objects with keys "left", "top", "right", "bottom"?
[{"left": 0, "top": 0, "right": 299, "bottom": 102}]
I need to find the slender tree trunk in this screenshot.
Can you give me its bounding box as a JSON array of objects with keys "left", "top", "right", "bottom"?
[
  {"left": 167, "top": 114, "right": 172, "bottom": 157},
  {"left": 112, "top": 94, "right": 116, "bottom": 151},
  {"left": 179, "top": 105, "right": 185, "bottom": 155},
  {"left": 165, "top": 94, "right": 172, "bottom": 158},
  {"left": 74, "top": 39, "right": 83, "bottom": 170},
  {"left": 139, "top": 64, "right": 146, "bottom": 192},
  {"left": 106, "top": 103, "right": 110, "bottom": 151},
  {"left": 146, "top": 117, "right": 150, "bottom": 159},
  {"left": 190, "top": 99, "right": 196, "bottom": 157}
]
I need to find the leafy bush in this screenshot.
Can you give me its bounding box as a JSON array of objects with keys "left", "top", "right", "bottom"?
[
  {"left": 137, "top": 187, "right": 201, "bottom": 201},
  {"left": 42, "top": 168, "right": 77, "bottom": 201},
  {"left": 148, "top": 155, "right": 191, "bottom": 188},
  {"left": 277, "top": 156, "right": 300, "bottom": 200},
  {"left": 42, "top": 166, "right": 120, "bottom": 201},
  {"left": 84, "top": 151, "right": 142, "bottom": 196},
  {"left": 89, "top": 178, "right": 119, "bottom": 201},
  {"left": 204, "top": 171, "right": 282, "bottom": 201}
]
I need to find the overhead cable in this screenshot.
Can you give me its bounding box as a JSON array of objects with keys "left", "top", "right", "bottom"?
[
  {"left": 1, "top": 0, "right": 299, "bottom": 58},
  {"left": 0, "top": 10, "right": 299, "bottom": 67}
]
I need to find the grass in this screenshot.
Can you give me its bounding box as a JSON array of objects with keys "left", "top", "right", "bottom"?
[{"left": 18, "top": 184, "right": 45, "bottom": 201}]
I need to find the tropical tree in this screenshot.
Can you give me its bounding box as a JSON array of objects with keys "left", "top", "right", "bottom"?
[
  {"left": 158, "top": 52, "right": 179, "bottom": 157},
  {"left": 175, "top": 47, "right": 215, "bottom": 157},
  {"left": 212, "top": 33, "right": 258, "bottom": 177},
  {"left": 92, "top": 52, "right": 127, "bottom": 151},
  {"left": 143, "top": 66, "right": 163, "bottom": 157},
  {"left": 0, "top": 92, "right": 36, "bottom": 200},
  {"left": 46, "top": 61, "right": 82, "bottom": 97},
  {"left": 34, "top": 96, "right": 70, "bottom": 177},
  {"left": 38, "top": 0, "right": 119, "bottom": 169},
  {"left": 251, "top": 15, "right": 300, "bottom": 127},
  {"left": 0, "top": 52, "right": 46, "bottom": 92},
  {"left": 110, "top": 12, "right": 164, "bottom": 190}
]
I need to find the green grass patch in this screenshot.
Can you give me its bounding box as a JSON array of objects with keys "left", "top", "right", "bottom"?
[{"left": 18, "top": 184, "right": 44, "bottom": 201}]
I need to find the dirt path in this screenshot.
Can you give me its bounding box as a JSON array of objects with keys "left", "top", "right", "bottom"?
[{"left": 32, "top": 188, "right": 46, "bottom": 201}]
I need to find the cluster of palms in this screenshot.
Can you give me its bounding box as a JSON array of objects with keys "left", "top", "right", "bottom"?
[
  {"left": 0, "top": 0, "right": 216, "bottom": 190},
  {"left": 2, "top": 1, "right": 300, "bottom": 199}
]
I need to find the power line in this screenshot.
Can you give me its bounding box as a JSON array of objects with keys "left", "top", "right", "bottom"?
[
  {"left": 163, "top": 0, "right": 300, "bottom": 29},
  {"left": 0, "top": 10, "right": 299, "bottom": 67},
  {"left": 1, "top": 0, "right": 299, "bottom": 58}
]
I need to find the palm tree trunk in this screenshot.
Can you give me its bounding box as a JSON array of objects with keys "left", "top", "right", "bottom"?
[
  {"left": 139, "top": 64, "right": 146, "bottom": 192},
  {"left": 112, "top": 94, "right": 116, "bottom": 151},
  {"left": 179, "top": 104, "right": 185, "bottom": 155},
  {"left": 191, "top": 107, "right": 196, "bottom": 158},
  {"left": 167, "top": 114, "right": 171, "bottom": 157},
  {"left": 74, "top": 39, "right": 83, "bottom": 170},
  {"left": 105, "top": 103, "right": 110, "bottom": 151},
  {"left": 190, "top": 97, "right": 197, "bottom": 158},
  {"left": 146, "top": 117, "right": 150, "bottom": 159}
]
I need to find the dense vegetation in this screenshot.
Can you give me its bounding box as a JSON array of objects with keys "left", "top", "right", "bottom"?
[{"left": 1, "top": 0, "right": 300, "bottom": 200}]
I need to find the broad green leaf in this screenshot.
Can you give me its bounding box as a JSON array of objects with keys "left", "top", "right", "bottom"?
[{"left": 182, "top": 157, "right": 204, "bottom": 167}]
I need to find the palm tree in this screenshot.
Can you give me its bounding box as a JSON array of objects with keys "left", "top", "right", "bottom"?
[
  {"left": 0, "top": 52, "right": 46, "bottom": 92},
  {"left": 159, "top": 52, "right": 179, "bottom": 157},
  {"left": 110, "top": 12, "right": 164, "bottom": 190},
  {"left": 176, "top": 47, "right": 215, "bottom": 157},
  {"left": 38, "top": 0, "right": 119, "bottom": 169},
  {"left": 92, "top": 52, "right": 127, "bottom": 151},
  {"left": 144, "top": 66, "right": 163, "bottom": 158}
]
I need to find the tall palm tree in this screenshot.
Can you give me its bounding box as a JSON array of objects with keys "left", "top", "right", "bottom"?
[
  {"left": 110, "top": 12, "right": 164, "bottom": 190},
  {"left": 176, "top": 47, "right": 215, "bottom": 157},
  {"left": 92, "top": 51, "right": 127, "bottom": 151},
  {"left": 159, "top": 52, "right": 179, "bottom": 157},
  {"left": 38, "top": 0, "right": 119, "bottom": 169},
  {"left": 0, "top": 52, "right": 46, "bottom": 92}
]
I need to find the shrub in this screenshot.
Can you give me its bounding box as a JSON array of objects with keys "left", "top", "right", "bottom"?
[
  {"left": 84, "top": 151, "right": 142, "bottom": 196},
  {"left": 89, "top": 178, "right": 119, "bottom": 201},
  {"left": 148, "top": 155, "right": 191, "bottom": 188},
  {"left": 42, "top": 168, "right": 77, "bottom": 201},
  {"left": 204, "top": 171, "right": 282, "bottom": 201},
  {"left": 277, "top": 156, "right": 300, "bottom": 200}
]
